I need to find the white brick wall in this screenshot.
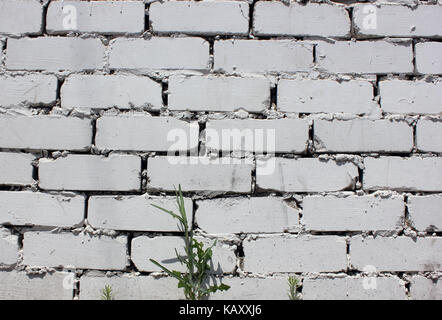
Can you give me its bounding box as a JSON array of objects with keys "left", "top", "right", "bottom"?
[
  {"left": 0, "top": 228, "right": 18, "bottom": 267},
  {"left": 0, "top": 0, "right": 42, "bottom": 36},
  {"left": 416, "top": 120, "right": 442, "bottom": 153},
  {"left": 410, "top": 276, "right": 442, "bottom": 300},
  {"left": 0, "top": 152, "right": 34, "bottom": 186},
  {"left": 408, "top": 195, "right": 442, "bottom": 231},
  {"left": 416, "top": 42, "right": 442, "bottom": 74}
]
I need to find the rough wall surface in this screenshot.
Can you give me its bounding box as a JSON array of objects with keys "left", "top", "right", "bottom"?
[{"left": 0, "top": 0, "right": 441, "bottom": 300}]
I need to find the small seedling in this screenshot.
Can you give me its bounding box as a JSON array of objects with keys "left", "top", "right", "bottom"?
[
  {"left": 150, "top": 185, "right": 230, "bottom": 300},
  {"left": 288, "top": 276, "right": 301, "bottom": 300},
  {"left": 101, "top": 285, "right": 114, "bottom": 300}
]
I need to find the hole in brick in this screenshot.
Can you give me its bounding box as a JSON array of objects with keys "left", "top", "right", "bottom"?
[{"left": 162, "top": 80, "right": 168, "bottom": 106}]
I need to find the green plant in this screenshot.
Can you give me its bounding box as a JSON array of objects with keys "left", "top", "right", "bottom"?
[
  {"left": 150, "top": 185, "right": 230, "bottom": 300},
  {"left": 101, "top": 285, "right": 114, "bottom": 300},
  {"left": 288, "top": 276, "right": 301, "bottom": 300}
]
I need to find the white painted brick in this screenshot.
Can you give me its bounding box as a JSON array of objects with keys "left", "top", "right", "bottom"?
[
  {"left": 0, "top": 74, "right": 57, "bottom": 107},
  {"left": 303, "top": 277, "right": 407, "bottom": 300},
  {"left": 6, "top": 37, "right": 105, "bottom": 72},
  {"left": 150, "top": 1, "right": 248, "bottom": 35},
  {"left": 147, "top": 156, "right": 252, "bottom": 193},
  {"left": 196, "top": 197, "right": 300, "bottom": 234},
  {"left": 79, "top": 274, "right": 184, "bottom": 300},
  {"left": 278, "top": 79, "right": 375, "bottom": 114},
  {"left": 214, "top": 40, "right": 313, "bottom": 73},
  {"left": 408, "top": 195, "right": 442, "bottom": 232},
  {"left": 0, "top": 115, "right": 91, "bottom": 151},
  {"left": 243, "top": 236, "right": 347, "bottom": 273},
  {"left": 131, "top": 236, "right": 236, "bottom": 273},
  {"left": 23, "top": 232, "right": 127, "bottom": 270},
  {"left": 47, "top": 0, "right": 145, "bottom": 35},
  {"left": 316, "top": 41, "right": 413, "bottom": 74},
  {"left": 380, "top": 80, "right": 442, "bottom": 114},
  {"left": 254, "top": 2, "right": 350, "bottom": 37},
  {"left": 168, "top": 75, "right": 271, "bottom": 113},
  {"left": 0, "top": 191, "right": 84, "bottom": 227},
  {"left": 109, "top": 37, "right": 210, "bottom": 70},
  {"left": 95, "top": 115, "right": 199, "bottom": 152},
  {"left": 354, "top": 4, "right": 442, "bottom": 38},
  {"left": 314, "top": 119, "right": 413, "bottom": 153},
  {"left": 0, "top": 152, "right": 34, "bottom": 186},
  {"left": 0, "top": 0, "right": 42, "bottom": 36},
  {"left": 88, "top": 195, "right": 192, "bottom": 232},
  {"left": 350, "top": 236, "right": 442, "bottom": 272},
  {"left": 416, "top": 120, "right": 442, "bottom": 153},
  {"left": 0, "top": 271, "right": 74, "bottom": 300},
  {"left": 38, "top": 154, "right": 141, "bottom": 191},
  {"left": 410, "top": 275, "right": 442, "bottom": 300},
  {"left": 416, "top": 42, "right": 442, "bottom": 74},
  {"left": 256, "top": 158, "right": 358, "bottom": 193},
  {"left": 61, "top": 75, "right": 162, "bottom": 110},
  {"left": 364, "top": 157, "right": 442, "bottom": 192},
  {"left": 206, "top": 119, "right": 309, "bottom": 153},
  {"left": 302, "top": 195, "right": 404, "bottom": 232},
  {"left": 0, "top": 228, "right": 18, "bottom": 267}
]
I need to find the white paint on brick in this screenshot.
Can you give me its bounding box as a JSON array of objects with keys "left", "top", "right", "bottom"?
[
  {"left": 168, "top": 75, "right": 271, "bottom": 113},
  {"left": 0, "top": 228, "right": 18, "bottom": 267},
  {"left": 109, "top": 37, "right": 210, "bottom": 70},
  {"left": 302, "top": 195, "right": 404, "bottom": 232},
  {"left": 254, "top": 2, "right": 350, "bottom": 37},
  {"left": 214, "top": 40, "right": 313, "bottom": 73},
  {"left": 364, "top": 157, "right": 442, "bottom": 192},
  {"left": 278, "top": 79, "right": 375, "bottom": 114},
  {"left": 243, "top": 236, "right": 347, "bottom": 272},
  {"left": 410, "top": 275, "right": 442, "bottom": 300},
  {"left": 408, "top": 195, "right": 442, "bottom": 231},
  {"left": 47, "top": 0, "right": 145, "bottom": 35},
  {"left": 256, "top": 158, "right": 358, "bottom": 192},
  {"left": 316, "top": 41, "right": 413, "bottom": 74},
  {"left": 23, "top": 232, "right": 127, "bottom": 270},
  {"left": 416, "top": 120, "right": 442, "bottom": 153},
  {"left": 314, "top": 119, "right": 413, "bottom": 153},
  {"left": 416, "top": 42, "right": 442, "bottom": 74},
  {"left": 0, "top": 0, "right": 42, "bottom": 36},
  {"left": 0, "top": 191, "right": 84, "bottom": 227},
  {"left": 95, "top": 115, "right": 198, "bottom": 152},
  {"left": 150, "top": 1, "right": 249, "bottom": 35},
  {"left": 350, "top": 236, "right": 442, "bottom": 272},
  {"left": 0, "top": 115, "right": 91, "bottom": 151},
  {"left": 38, "top": 154, "right": 141, "bottom": 191},
  {"left": 88, "top": 195, "right": 193, "bottom": 232},
  {"left": 6, "top": 37, "right": 105, "bottom": 72},
  {"left": 0, "top": 152, "right": 34, "bottom": 186},
  {"left": 61, "top": 75, "right": 162, "bottom": 110},
  {"left": 196, "top": 197, "right": 300, "bottom": 234}
]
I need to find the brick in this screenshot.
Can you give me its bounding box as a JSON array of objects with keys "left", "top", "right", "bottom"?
[
  {"left": 302, "top": 195, "right": 404, "bottom": 232},
  {"left": 0, "top": 271, "right": 74, "bottom": 300},
  {"left": 6, "top": 37, "right": 105, "bottom": 72},
  {"left": 95, "top": 115, "right": 199, "bottom": 152},
  {"left": 380, "top": 80, "right": 442, "bottom": 115},
  {"left": 350, "top": 236, "right": 442, "bottom": 272},
  {"left": 196, "top": 197, "right": 300, "bottom": 234},
  {"left": 47, "top": 0, "right": 144, "bottom": 35},
  {"left": 88, "top": 195, "right": 193, "bottom": 232},
  {"left": 256, "top": 158, "right": 358, "bottom": 193},
  {"left": 0, "top": 0, "right": 42, "bottom": 36},
  {"left": 150, "top": 1, "right": 248, "bottom": 35},
  {"left": 410, "top": 275, "right": 442, "bottom": 300},
  {"left": 38, "top": 154, "right": 141, "bottom": 191},
  {"left": 416, "top": 120, "right": 442, "bottom": 153},
  {"left": 243, "top": 236, "right": 347, "bottom": 272},
  {"left": 314, "top": 119, "right": 413, "bottom": 153},
  {"left": 254, "top": 2, "right": 350, "bottom": 37},
  {"left": 0, "top": 152, "right": 34, "bottom": 186},
  {"left": 364, "top": 157, "right": 442, "bottom": 192},
  {"left": 109, "top": 37, "right": 210, "bottom": 70},
  {"left": 147, "top": 156, "right": 252, "bottom": 193},
  {"left": 416, "top": 42, "right": 442, "bottom": 74},
  {"left": 23, "top": 232, "right": 127, "bottom": 270},
  {"left": 354, "top": 4, "right": 442, "bottom": 38},
  {"left": 0, "top": 228, "right": 18, "bottom": 267},
  {"left": 0, "top": 115, "right": 92, "bottom": 151},
  {"left": 408, "top": 195, "right": 442, "bottom": 232},
  {"left": 131, "top": 236, "right": 236, "bottom": 273},
  {"left": 214, "top": 40, "right": 313, "bottom": 73},
  {"left": 0, "top": 74, "right": 57, "bottom": 107},
  {"left": 278, "top": 79, "right": 375, "bottom": 114},
  {"left": 79, "top": 274, "right": 184, "bottom": 300},
  {"left": 303, "top": 277, "right": 407, "bottom": 300},
  {"left": 316, "top": 41, "right": 413, "bottom": 74},
  {"left": 168, "top": 75, "right": 271, "bottom": 113},
  {"left": 0, "top": 191, "right": 84, "bottom": 228},
  {"left": 61, "top": 75, "right": 162, "bottom": 110}
]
